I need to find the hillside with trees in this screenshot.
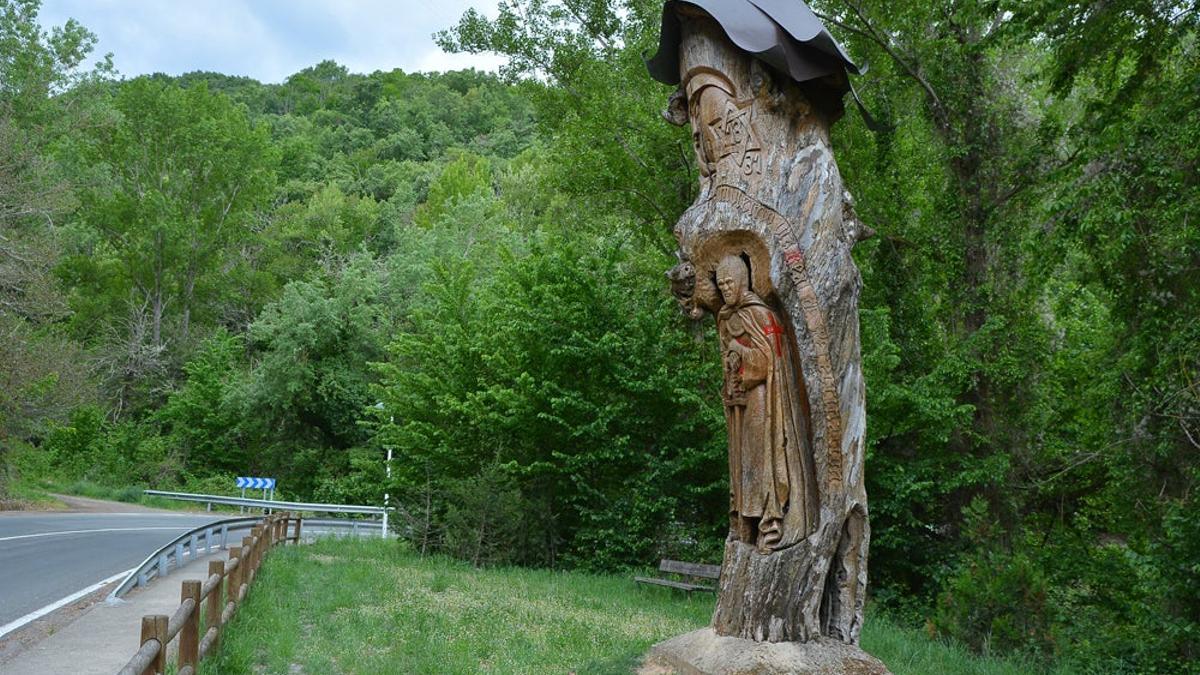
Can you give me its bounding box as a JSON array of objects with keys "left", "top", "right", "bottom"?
[{"left": 1, "top": 0, "right": 1196, "bottom": 671}]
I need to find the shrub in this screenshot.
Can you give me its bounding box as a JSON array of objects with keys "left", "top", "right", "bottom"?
[
  {"left": 441, "top": 464, "right": 529, "bottom": 567},
  {"left": 933, "top": 498, "right": 1055, "bottom": 658}
]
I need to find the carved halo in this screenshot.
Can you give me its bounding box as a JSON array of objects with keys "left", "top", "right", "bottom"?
[{"left": 691, "top": 231, "right": 776, "bottom": 311}]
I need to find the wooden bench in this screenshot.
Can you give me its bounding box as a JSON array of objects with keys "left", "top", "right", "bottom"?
[{"left": 634, "top": 559, "right": 721, "bottom": 594}]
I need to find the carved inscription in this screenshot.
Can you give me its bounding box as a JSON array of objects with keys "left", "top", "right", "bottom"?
[{"left": 710, "top": 184, "right": 844, "bottom": 489}]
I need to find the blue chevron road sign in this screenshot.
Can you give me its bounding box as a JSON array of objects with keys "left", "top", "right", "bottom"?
[{"left": 236, "top": 476, "right": 275, "bottom": 490}]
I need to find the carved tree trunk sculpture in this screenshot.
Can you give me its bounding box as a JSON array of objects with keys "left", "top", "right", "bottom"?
[{"left": 664, "top": 15, "right": 870, "bottom": 645}]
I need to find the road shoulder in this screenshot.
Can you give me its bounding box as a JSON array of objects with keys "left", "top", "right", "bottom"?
[{"left": 0, "top": 550, "right": 230, "bottom": 674}]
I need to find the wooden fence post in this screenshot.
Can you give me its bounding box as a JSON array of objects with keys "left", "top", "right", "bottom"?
[
  {"left": 242, "top": 535, "right": 255, "bottom": 585},
  {"left": 142, "top": 614, "right": 168, "bottom": 675},
  {"left": 251, "top": 527, "right": 262, "bottom": 571},
  {"left": 179, "top": 580, "right": 201, "bottom": 670},
  {"left": 229, "top": 546, "right": 242, "bottom": 603},
  {"left": 293, "top": 515, "right": 302, "bottom": 543},
  {"left": 207, "top": 560, "right": 224, "bottom": 651}
]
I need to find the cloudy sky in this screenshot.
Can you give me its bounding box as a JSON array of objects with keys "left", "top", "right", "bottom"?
[{"left": 38, "top": 0, "right": 507, "bottom": 83}]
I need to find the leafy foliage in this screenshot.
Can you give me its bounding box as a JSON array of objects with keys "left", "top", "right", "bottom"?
[
  {"left": 373, "top": 225, "right": 725, "bottom": 569},
  {"left": 2, "top": 0, "right": 1198, "bottom": 670}
]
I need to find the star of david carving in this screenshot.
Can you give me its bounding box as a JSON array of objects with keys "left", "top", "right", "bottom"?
[{"left": 710, "top": 97, "right": 762, "bottom": 176}]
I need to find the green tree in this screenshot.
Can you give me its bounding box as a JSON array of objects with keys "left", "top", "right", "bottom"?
[
  {"left": 234, "top": 257, "right": 387, "bottom": 495},
  {"left": 0, "top": 0, "right": 108, "bottom": 495},
  {"left": 157, "top": 329, "right": 243, "bottom": 473},
  {"left": 80, "top": 77, "right": 276, "bottom": 346},
  {"left": 374, "top": 228, "right": 725, "bottom": 569}
]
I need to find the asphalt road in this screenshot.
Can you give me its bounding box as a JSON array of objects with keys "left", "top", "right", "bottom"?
[{"left": 0, "top": 510, "right": 222, "bottom": 629}]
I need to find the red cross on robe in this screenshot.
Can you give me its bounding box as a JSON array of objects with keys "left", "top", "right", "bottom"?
[{"left": 762, "top": 313, "right": 785, "bottom": 357}]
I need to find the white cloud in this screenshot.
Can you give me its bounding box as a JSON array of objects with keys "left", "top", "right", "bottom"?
[{"left": 413, "top": 48, "right": 507, "bottom": 74}]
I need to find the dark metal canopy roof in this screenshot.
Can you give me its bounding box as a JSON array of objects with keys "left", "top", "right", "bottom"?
[{"left": 646, "top": 0, "right": 859, "bottom": 89}]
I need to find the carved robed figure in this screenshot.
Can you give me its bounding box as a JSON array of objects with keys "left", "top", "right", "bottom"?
[
  {"left": 716, "top": 254, "right": 816, "bottom": 553},
  {"left": 647, "top": 0, "right": 880, "bottom": 661}
]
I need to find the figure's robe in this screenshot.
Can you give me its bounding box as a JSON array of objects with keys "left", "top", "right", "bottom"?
[{"left": 718, "top": 294, "right": 816, "bottom": 550}]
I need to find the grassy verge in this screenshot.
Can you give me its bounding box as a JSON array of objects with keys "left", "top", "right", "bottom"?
[
  {"left": 206, "top": 539, "right": 1074, "bottom": 675},
  {"left": 45, "top": 479, "right": 202, "bottom": 510},
  {"left": 0, "top": 478, "right": 66, "bottom": 510},
  {"left": 2, "top": 477, "right": 243, "bottom": 513}
]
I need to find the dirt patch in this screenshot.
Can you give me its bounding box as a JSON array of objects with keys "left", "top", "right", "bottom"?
[
  {"left": 0, "top": 499, "right": 49, "bottom": 512},
  {"left": 48, "top": 493, "right": 182, "bottom": 514}
]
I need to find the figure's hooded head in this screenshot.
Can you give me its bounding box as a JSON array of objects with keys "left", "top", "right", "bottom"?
[
  {"left": 716, "top": 254, "right": 750, "bottom": 306},
  {"left": 646, "top": 0, "right": 859, "bottom": 99}
]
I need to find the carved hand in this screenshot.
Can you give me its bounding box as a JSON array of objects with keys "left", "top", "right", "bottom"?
[{"left": 725, "top": 348, "right": 743, "bottom": 371}]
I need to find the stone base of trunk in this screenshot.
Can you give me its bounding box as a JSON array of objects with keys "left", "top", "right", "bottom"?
[{"left": 639, "top": 628, "right": 890, "bottom": 675}]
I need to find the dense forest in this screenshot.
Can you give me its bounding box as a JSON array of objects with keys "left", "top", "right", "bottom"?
[{"left": 1, "top": 0, "right": 1197, "bottom": 671}]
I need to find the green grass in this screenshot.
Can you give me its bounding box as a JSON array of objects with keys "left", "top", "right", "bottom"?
[
  {"left": 1, "top": 477, "right": 241, "bottom": 513},
  {"left": 862, "top": 614, "right": 1073, "bottom": 675},
  {"left": 206, "top": 539, "right": 1074, "bottom": 675},
  {"left": 47, "top": 478, "right": 251, "bottom": 512},
  {"left": 0, "top": 478, "right": 65, "bottom": 510}
]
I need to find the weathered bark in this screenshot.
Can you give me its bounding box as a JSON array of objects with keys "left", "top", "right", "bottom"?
[{"left": 665, "top": 17, "right": 870, "bottom": 645}]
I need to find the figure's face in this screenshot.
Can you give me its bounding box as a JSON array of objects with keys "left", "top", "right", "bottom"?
[
  {"left": 717, "top": 269, "right": 741, "bottom": 303},
  {"left": 690, "top": 86, "right": 730, "bottom": 177}
]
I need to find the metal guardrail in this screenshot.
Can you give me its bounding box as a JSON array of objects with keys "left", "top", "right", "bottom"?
[
  {"left": 303, "top": 518, "right": 386, "bottom": 537},
  {"left": 108, "top": 517, "right": 261, "bottom": 600},
  {"left": 143, "top": 489, "right": 387, "bottom": 515},
  {"left": 108, "top": 515, "right": 388, "bottom": 601}
]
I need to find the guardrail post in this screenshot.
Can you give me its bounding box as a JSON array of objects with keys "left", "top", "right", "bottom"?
[
  {"left": 157, "top": 552, "right": 169, "bottom": 580},
  {"left": 220, "top": 523, "right": 228, "bottom": 550},
  {"left": 207, "top": 560, "right": 224, "bottom": 652},
  {"left": 205, "top": 527, "right": 214, "bottom": 553},
  {"left": 179, "top": 580, "right": 201, "bottom": 670},
  {"left": 189, "top": 532, "right": 200, "bottom": 559},
  {"left": 174, "top": 542, "right": 185, "bottom": 569},
  {"left": 142, "top": 614, "right": 167, "bottom": 675}
]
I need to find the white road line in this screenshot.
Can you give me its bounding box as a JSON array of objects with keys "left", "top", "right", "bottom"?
[
  {"left": 0, "top": 526, "right": 192, "bottom": 543},
  {"left": 0, "top": 568, "right": 133, "bottom": 638}
]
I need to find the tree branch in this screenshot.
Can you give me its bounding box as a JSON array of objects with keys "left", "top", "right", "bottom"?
[{"left": 819, "top": 3, "right": 952, "bottom": 133}]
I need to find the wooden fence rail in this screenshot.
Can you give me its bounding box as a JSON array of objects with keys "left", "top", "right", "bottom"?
[{"left": 116, "top": 512, "right": 301, "bottom": 675}]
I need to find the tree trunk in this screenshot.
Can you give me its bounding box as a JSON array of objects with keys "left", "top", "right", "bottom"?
[
  {"left": 152, "top": 229, "right": 164, "bottom": 350},
  {"left": 666, "top": 17, "right": 870, "bottom": 645},
  {"left": 182, "top": 267, "right": 196, "bottom": 343}
]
